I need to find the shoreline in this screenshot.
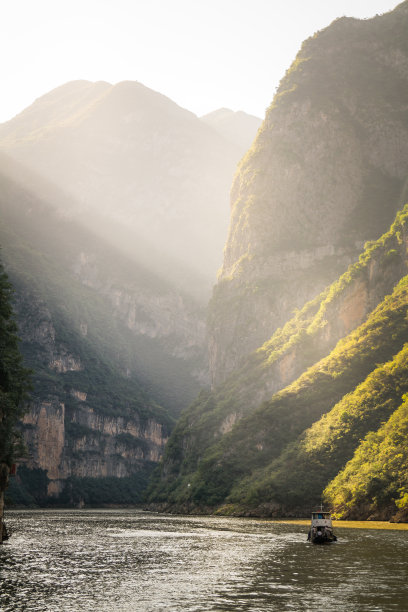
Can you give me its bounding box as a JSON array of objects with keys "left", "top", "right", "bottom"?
[{"left": 5, "top": 507, "right": 408, "bottom": 530}]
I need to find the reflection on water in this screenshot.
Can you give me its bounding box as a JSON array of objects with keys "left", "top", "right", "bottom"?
[{"left": 0, "top": 510, "right": 407, "bottom": 611}]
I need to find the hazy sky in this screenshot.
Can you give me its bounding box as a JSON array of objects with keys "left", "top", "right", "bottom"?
[{"left": 0, "top": 0, "right": 401, "bottom": 123}]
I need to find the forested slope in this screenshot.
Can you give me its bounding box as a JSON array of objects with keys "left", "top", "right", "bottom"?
[{"left": 148, "top": 204, "right": 408, "bottom": 519}]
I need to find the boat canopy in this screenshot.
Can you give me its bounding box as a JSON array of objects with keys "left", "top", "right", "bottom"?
[{"left": 311, "top": 511, "right": 331, "bottom": 520}]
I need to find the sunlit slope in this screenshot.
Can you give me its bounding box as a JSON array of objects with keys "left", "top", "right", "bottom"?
[
  {"left": 324, "top": 397, "right": 408, "bottom": 521},
  {"left": 209, "top": 1, "right": 408, "bottom": 383},
  {"left": 228, "top": 343, "right": 408, "bottom": 515},
  {"left": 153, "top": 273, "right": 408, "bottom": 513},
  {"left": 0, "top": 80, "right": 245, "bottom": 291},
  {"left": 147, "top": 204, "right": 408, "bottom": 510}
]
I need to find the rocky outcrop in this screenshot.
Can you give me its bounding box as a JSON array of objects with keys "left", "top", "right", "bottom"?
[
  {"left": 73, "top": 250, "right": 207, "bottom": 372},
  {"left": 6, "top": 266, "right": 174, "bottom": 505},
  {"left": 208, "top": 3, "right": 408, "bottom": 384},
  {"left": 21, "top": 400, "right": 168, "bottom": 498}
]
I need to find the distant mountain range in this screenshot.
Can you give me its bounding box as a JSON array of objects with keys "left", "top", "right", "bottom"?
[
  {"left": 200, "top": 108, "right": 261, "bottom": 154},
  {"left": 0, "top": 81, "right": 261, "bottom": 296}
]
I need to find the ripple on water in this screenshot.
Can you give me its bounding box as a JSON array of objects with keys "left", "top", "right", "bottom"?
[{"left": 1, "top": 510, "right": 408, "bottom": 611}]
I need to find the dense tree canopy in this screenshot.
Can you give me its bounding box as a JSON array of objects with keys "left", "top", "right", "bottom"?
[{"left": 0, "top": 258, "right": 30, "bottom": 466}]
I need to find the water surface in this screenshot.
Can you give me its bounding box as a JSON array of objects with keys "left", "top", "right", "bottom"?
[{"left": 1, "top": 509, "right": 407, "bottom": 611}]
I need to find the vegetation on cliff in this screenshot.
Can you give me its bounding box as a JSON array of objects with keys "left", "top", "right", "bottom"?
[
  {"left": 147, "top": 203, "right": 408, "bottom": 515},
  {"left": 325, "top": 396, "right": 408, "bottom": 521},
  {"left": 147, "top": 1, "right": 408, "bottom": 520},
  {"left": 209, "top": 0, "right": 408, "bottom": 382},
  {"left": 149, "top": 268, "right": 408, "bottom": 512},
  {"left": 0, "top": 156, "right": 199, "bottom": 505},
  {"left": 0, "top": 259, "right": 30, "bottom": 467}
]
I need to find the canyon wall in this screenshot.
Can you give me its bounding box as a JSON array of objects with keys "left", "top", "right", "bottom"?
[{"left": 209, "top": 3, "right": 408, "bottom": 384}]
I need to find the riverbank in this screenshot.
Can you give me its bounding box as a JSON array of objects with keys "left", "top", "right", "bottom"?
[
  {"left": 145, "top": 501, "right": 408, "bottom": 523},
  {"left": 0, "top": 463, "right": 10, "bottom": 543},
  {"left": 271, "top": 519, "right": 408, "bottom": 531}
]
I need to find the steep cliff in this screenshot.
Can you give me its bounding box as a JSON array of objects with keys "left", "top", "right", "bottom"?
[
  {"left": 209, "top": 1, "right": 408, "bottom": 384},
  {"left": 7, "top": 264, "right": 173, "bottom": 505},
  {"left": 0, "top": 154, "right": 205, "bottom": 505},
  {"left": 147, "top": 2, "right": 408, "bottom": 519},
  {"left": 147, "top": 205, "right": 408, "bottom": 513}
]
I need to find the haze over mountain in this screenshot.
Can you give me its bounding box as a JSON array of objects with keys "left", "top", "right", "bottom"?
[
  {"left": 148, "top": 1, "right": 408, "bottom": 521},
  {"left": 0, "top": 76, "right": 262, "bottom": 505},
  {"left": 200, "top": 109, "right": 262, "bottom": 157},
  {"left": 0, "top": 151, "right": 208, "bottom": 505},
  {"left": 3, "top": 2, "right": 408, "bottom": 520},
  {"left": 0, "top": 81, "right": 260, "bottom": 297}
]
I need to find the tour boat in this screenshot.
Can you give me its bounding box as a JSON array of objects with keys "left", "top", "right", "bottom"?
[{"left": 307, "top": 509, "right": 337, "bottom": 544}]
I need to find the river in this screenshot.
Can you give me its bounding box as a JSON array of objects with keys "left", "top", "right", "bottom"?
[{"left": 0, "top": 509, "right": 407, "bottom": 611}]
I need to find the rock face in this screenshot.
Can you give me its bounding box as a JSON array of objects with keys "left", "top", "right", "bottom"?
[
  {"left": 73, "top": 250, "right": 207, "bottom": 377},
  {"left": 147, "top": 207, "right": 408, "bottom": 509},
  {"left": 21, "top": 399, "right": 168, "bottom": 498},
  {"left": 208, "top": 2, "right": 408, "bottom": 384},
  {"left": 146, "top": 3, "right": 408, "bottom": 520},
  {"left": 0, "top": 80, "right": 251, "bottom": 293},
  {"left": 0, "top": 155, "right": 201, "bottom": 505},
  {"left": 10, "top": 282, "right": 173, "bottom": 504}
]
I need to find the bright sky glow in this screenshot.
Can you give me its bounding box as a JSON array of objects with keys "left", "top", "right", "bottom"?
[{"left": 0, "top": 0, "right": 401, "bottom": 123}]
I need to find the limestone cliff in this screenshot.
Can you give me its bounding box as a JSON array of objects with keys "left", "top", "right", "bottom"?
[
  {"left": 147, "top": 205, "right": 408, "bottom": 508},
  {"left": 9, "top": 283, "right": 173, "bottom": 505},
  {"left": 0, "top": 155, "right": 203, "bottom": 506},
  {"left": 209, "top": 1, "right": 408, "bottom": 384},
  {"left": 20, "top": 399, "right": 168, "bottom": 499}
]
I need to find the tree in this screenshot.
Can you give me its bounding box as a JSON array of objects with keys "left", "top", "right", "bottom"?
[
  {"left": 0, "top": 257, "right": 31, "bottom": 542},
  {"left": 0, "top": 259, "right": 31, "bottom": 467}
]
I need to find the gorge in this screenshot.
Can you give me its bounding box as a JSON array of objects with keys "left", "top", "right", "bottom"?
[{"left": 1, "top": 1, "right": 408, "bottom": 523}]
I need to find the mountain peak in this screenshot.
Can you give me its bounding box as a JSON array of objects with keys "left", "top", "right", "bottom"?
[{"left": 200, "top": 108, "right": 262, "bottom": 155}]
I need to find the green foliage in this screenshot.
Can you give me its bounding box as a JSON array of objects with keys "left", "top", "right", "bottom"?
[
  {"left": 6, "top": 465, "right": 48, "bottom": 506},
  {"left": 0, "top": 260, "right": 31, "bottom": 466},
  {"left": 58, "top": 467, "right": 156, "bottom": 506},
  {"left": 325, "top": 397, "right": 408, "bottom": 518},
  {"left": 233, "top": 343, "right": 408, "bottom": 510},
  {"left": 6, "top": 463, "right": 156, "bottom": 507},
  {"left": 200, "top": 274, "right": 408, "bottom": 506},
  {"left": 149, "top": 203, "right": 408, "bottom": 509},
  {"left": 154, "top": 267, "right": 408, "bottom": 508}
]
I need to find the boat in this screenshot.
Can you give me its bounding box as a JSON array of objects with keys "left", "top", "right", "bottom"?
[{"left": 307, "top": 509, "right": 337, "bottom": 544}]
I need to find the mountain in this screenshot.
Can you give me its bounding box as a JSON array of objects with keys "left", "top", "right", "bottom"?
[
  {"left": 147, "top": 206, "right": 408, "bottom": 517},
  {"left": 200, "top": 108, "right": 262, "bottom": 157},
  {"left": 147, "top": 2, "right": 408, "bottom": 521},
  {"left": 0, "top": 153, "right": 206, "bottom": 505},
  {"left": 207, "top": 1, "right": 408, "bottom": 384},
  {"left": 0, "top": 80, "right": 250, "bottom": 295}
]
